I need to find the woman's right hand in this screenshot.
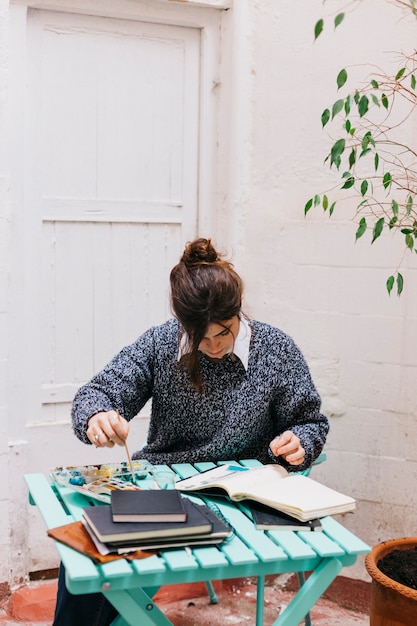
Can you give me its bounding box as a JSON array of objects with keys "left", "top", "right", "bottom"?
[{"left": 87, "top": 410, "right": 129, "bottom": 448}]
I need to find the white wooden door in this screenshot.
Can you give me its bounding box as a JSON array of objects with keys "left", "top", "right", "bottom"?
[
  {"left": 11, "top": 8, "right": 200, "bottom": 468},
  {"left": 8, "top": 0, "right": 226, "bottom": 577}
]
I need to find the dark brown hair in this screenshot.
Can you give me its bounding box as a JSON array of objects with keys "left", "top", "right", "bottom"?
[{"left": 170, "top": 237, "right": 243, "bottom": 391}]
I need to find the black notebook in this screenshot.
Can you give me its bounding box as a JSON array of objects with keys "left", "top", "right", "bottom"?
[
  {"left": 82, "top": 500, "right": 233, "bottom": 555},
  {"left": 111, "top": 489, "right": 187, "bottom": 523},
  {"left": 83, "top": 498, "right": 211, "bottom": 544},
  {"left": 189, "top": 501, "right": 233, "bottom": 540},
  {"left": 116, "top": 501, "right": 234, "bottom": 552},
  {"left": 248, "top": 501, "right": 322, "bottom": 532}
]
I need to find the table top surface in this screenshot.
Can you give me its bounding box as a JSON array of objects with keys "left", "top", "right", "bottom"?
[{"left": 25, "top": 459, "right": 370, "bottom": 596}]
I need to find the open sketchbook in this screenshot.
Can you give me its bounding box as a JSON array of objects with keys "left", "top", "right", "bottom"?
[{"left": 176, "top": 463, "right": 356, "bottom": 522}]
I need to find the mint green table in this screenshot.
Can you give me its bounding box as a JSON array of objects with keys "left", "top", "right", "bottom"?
[{"left": 25, "top": 460, "right": 369, "bottom": 626}]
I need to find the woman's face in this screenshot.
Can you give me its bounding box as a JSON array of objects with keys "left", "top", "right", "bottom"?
[{"left": 198, "top": 316, "right": 240, "bottom": 360}]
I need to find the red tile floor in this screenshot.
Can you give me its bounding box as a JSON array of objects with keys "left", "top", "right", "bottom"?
[{"left": 0, "top": 574, "right": 370, "bottom": 625}]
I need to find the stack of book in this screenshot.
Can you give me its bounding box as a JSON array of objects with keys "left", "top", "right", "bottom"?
[{"left": 81, "top": 489, "right": 233, "bottom": 556}]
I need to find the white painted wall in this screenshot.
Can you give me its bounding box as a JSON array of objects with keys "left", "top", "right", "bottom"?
[
  {"left": 219, "top": 0, "right": 417, "bottom": 581},
  {"left": 1, "top": 0, "right": 416, "bottom": 591}
]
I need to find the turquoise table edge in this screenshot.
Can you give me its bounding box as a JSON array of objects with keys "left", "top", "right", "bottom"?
[{"left": 24, "top": 457, "right": 369, "bottom": 626}]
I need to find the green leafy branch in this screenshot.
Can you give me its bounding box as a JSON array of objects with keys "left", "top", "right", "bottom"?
[{"left": 305, "top": 7, "right": 417, "bottom": 295}]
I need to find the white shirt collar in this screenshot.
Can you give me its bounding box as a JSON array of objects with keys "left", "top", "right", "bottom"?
[
  {"left": 233, "top": 315, "right": 251, "bottom": 369},
  {"left": 177, "top": 316, "right": 251, "bottom": 371}
]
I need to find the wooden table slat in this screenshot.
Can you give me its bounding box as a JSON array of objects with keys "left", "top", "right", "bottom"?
[
  {"left": 161, "top": 548, "right": 199, "bottom": 571},
  {"left": 210, "top": 498, "right": 288, "bottom": 562},
  {"left": 321, "top": 516, "right": 370, "bottom": 554},
  {"left": 267, "top": 531, "right": 318, "bottom": 559},
  {"left": 299, "top": 530, "right": 346, "bottom": 557},
  {"left": 191, "top": 546, "right": 229, "bottom": 568},
  {"left": 130, "top": 554, "right": 167, "bottom": 575},
  {"left": 218, "top": 535, "right": 259, "bottom": 565}
]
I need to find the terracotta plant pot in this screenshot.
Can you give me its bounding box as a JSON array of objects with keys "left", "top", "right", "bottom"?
[{"left": 365, "top": 537, "right": 417, "bottom": 625}]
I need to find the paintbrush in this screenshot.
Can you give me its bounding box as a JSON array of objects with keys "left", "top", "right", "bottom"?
[
  {"left": 115, "top": 410, "right": 135, "bottom": 479},
  {"left": 124, "top": 440, "right": 135, "bottom": 479}
]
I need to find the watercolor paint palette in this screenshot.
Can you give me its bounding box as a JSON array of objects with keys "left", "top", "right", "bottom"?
[{"left": 50, "top": 461, "right": 150, "bottom": 503}]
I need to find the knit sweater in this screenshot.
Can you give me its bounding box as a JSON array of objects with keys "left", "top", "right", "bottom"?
[{"left": 72, "top": 318, "right": 329, "bottom": 471}]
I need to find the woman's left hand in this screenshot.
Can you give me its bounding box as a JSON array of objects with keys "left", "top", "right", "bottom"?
[{"left": 269, "top": 431, "right": 305, "bottom": 466}]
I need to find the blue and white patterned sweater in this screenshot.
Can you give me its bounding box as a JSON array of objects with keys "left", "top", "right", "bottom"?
[{"left": 72, "top": 318, "right": 329, "bottom": 471}]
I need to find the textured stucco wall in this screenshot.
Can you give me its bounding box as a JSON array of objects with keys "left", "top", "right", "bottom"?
[{"left": 221, "top": 0, "right": 417, "bottom": 580}]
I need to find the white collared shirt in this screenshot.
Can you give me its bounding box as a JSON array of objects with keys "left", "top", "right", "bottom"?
[{"left": 177, "top": 316, "right": 251, "bottom": 370}]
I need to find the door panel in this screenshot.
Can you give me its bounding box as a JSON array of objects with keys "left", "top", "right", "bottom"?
[{"left": 24, "top": 9, "right": 200, "bottom": 424}]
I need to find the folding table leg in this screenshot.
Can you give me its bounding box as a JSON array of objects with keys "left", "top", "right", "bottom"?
[
  {"left": 205, "top": 581, "right": 219, "bottom": 604},
  {"left": 106, "top": 587, "right": 174, "bottom": 626},
  {"left": 297, "top": 572, "right": 312, "bottom": 626},
  {"left": 256, "top": 576, "right": 265, "bottom": 626},
  {"left": 271, "top": 558, "right": 343, "bottom": 626}
]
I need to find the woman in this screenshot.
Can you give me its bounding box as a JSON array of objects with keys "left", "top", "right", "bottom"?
[{"left": 53, "top": 237, "right": 329, "bottom": 625}]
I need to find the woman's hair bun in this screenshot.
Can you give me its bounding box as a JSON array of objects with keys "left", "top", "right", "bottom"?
[{"left": 181, "top": 237, "right": 219, "bottom": 266}]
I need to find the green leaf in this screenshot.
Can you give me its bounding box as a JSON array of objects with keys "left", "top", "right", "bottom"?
[
  {"left": 356, "top": 217, "right": 367, "bottom": 240},
  {"left": 314, "top": 194, "right": 321, "bottom": 207},
  {"left": 358, "top": 95, "right": 369, "bottom": 117},
  {"left": 359, "top": 148, "right": 371, "bottom": 159},
  {"left": 386, "top": 275, "right": 395, "bottom": 295},
  {"left": 344, "top": 96, "right": 351, "bottom": 116},
  {"left": 362, "top": 131, "right": 375, "bottom": 148},
  {"left": 337, "top": 69, "right": 348, "bottom": 90},
  {"left": 330, "top": 138, "right": 345, "bottom": 167},
  {"left": 341, "top": 176, "right": 355, "bottom": 189},
  {"left": 374, "top": 153, "right": 379, "bottom": 171},
  {"left": 314, "top": 19, "right": 324, "bottom": 40},
  {"left": 371, "top": 79, "right": 379, "bottom": 89},
  {"left": 395, "top": 67, "right": 406, "bottom": 80},
  {"left": 348, "top": 148, "right": 356, "bottom": 169},
  {"left": 332, "top": 99, "right": 344, "bottom": 119},
  {"left": 304, "top": 198, "right": 313, "bottom": 215},
  {"left": 389, "top": 216, "right": 398, "bottom": 229},
  {"left": 383, "top": 172, "right": 392, "bottom": 190},
  {"left": 345, "top": 119, "right": 351, "bottom": 134},
  {"left": 392, "top": 199, "right": 398, "bottom": 216},
  {"left": 406, "top": 233, "right": 414, "bottom": 250},
  {"left": 353, "top": 91, "right": 360, "bottom": 105},
  {"left": 397, "top": 272, "right": 404, "bottom": 296},
  {"left": 334, "top": 13, "right": 345, "bottom": 28},
  {"left": 372, "top": 217, "right": 385, "bottom": 243},
  {"left": 381, "top": 93, "right": 389, "bottom": 109},
  {"left": 371, "top": 94, "right": 380, "bottom": 107},
  {"left": 406, "top": 195, "right": 413, "bottom": 215},
  {"left": 412, "top": 74, "right": 416, "bottom": 90},
  {"left": 322, "top": 195, "right": 328, "bottom": 210},
  {"left": 329, "top": 202, "right": 336, "bottom": 216},
  {"left": 321, "top": 108, "right": 330, "bottom": 127},
  {"left": 361, "top": 180, "right": 369, "bottom": 196}
]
